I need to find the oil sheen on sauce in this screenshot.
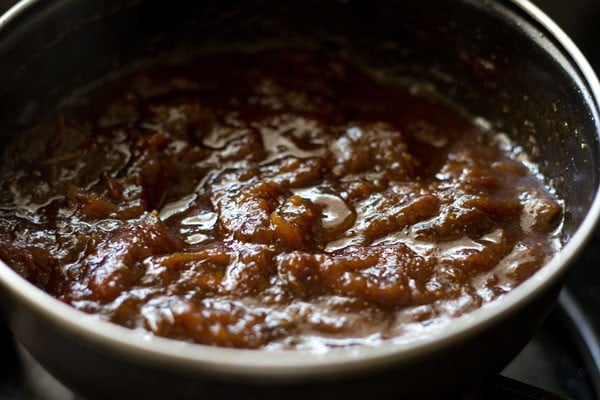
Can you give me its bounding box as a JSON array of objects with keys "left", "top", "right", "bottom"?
[{"left": 0, "top": 49, "right": 562, "bottom": 350}]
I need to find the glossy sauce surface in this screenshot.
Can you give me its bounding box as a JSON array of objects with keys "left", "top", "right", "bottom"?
[{"left": 0, "top": 50, "right": 562, "bottom": 349}]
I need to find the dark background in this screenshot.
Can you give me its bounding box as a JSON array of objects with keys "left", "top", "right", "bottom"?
[{"left": 535, "top": 0, "right": 600, "bottom": 66}]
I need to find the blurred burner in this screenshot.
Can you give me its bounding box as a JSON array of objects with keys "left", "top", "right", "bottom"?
[{"left": 16, "top": 346, "right": 75, "bottom": 400}]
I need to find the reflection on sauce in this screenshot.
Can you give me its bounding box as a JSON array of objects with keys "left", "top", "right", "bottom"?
[
  {"left": 0, "top": 49, "right": 562, "bottom": 350},
  {"left": 292, "top": 187, "right": 354, "bottom": 232}
]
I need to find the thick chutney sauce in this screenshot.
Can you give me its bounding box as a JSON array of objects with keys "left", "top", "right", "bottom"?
[{"left": 0, "top": 50, "right": 562, "bottom": 349}]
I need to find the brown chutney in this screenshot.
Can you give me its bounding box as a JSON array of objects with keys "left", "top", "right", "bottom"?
[{"left": 0, "top": 49, "right": 562, "bottom": 349}]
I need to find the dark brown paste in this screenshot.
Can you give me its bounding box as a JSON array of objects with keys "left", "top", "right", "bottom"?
[{"left": 0, "top": 50, "right": 562, "bottom": 349}]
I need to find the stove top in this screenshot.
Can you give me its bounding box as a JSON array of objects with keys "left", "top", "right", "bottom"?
[{"left": 0, "top": 0, "right": 600, "bottom": 399}]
